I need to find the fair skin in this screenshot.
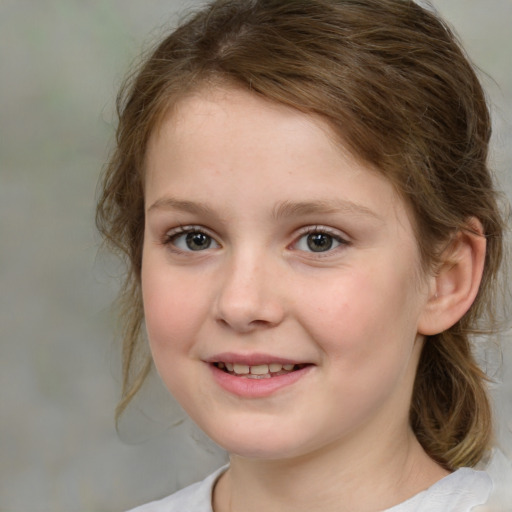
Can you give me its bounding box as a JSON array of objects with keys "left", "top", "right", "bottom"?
[{"left": 141, "top": 86, "right": 484, "bottom": 512}]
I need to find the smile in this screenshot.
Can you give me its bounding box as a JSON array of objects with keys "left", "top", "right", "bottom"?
[
  {"left": 213, "top": 362, "right": 309, "bottom": 379},
  {"left": 206, "top": 353, "right": 314, "bottom": 397}
]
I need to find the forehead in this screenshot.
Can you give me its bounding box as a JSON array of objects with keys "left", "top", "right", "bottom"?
[
  {"left": 145, "top": 85, "right": 413, "bottom": 234},
  {"left": 151, "top": 85, "right": 339, "bottom": 155},
  {"left": 147, "top": 84, "right": 372, "bottom": 191}
]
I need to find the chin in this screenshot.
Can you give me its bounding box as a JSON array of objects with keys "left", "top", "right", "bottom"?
[
  {"left": 200, "top": 420, "right": 320, "bottom": 461},
  {"left": 221, "top": 440, "right": 304, "bottom": 460}
]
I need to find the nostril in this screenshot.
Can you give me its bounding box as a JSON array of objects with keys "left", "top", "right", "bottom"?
[
  {"left": 249, "top": 319, "right": 272, "bottom": 327},
  {"left": 215, "top": 315, "right": 275, "bottom": 333},
  {"left": 213, "top": 272, "right": 285, "bottom": 332},
  {"left": 216, "top": 318, "right": 229, "bottom": 327}
]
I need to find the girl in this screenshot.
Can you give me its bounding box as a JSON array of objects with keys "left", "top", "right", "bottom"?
[{"left": 96, "top": 0, "right": 510, "bottom": 510}]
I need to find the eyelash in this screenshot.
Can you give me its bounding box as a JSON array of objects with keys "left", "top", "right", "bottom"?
[
  {"left": 292, "top": 226, "right": 350, "bottom": 255},
  {"left": 162, "top": 225, "right": 350, "bottom": 255},
  {"left": 163, "top": 226, "right": 220, "bottom": 253}
]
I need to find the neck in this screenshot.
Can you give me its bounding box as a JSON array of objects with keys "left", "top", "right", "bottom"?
[{"left": 213, "top": 426, "right": 448, "bottom": 512}]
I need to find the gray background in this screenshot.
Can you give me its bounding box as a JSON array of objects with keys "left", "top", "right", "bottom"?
[{"left": 1, "top": 1, "right": 510, "bottom": 511}]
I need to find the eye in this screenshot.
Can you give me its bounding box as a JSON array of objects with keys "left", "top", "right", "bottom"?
[
  {"left": 165, "top": 227, "right": 220, "bottom": 252},
  {"left": 294, "top": 228, "right": 347, "bottom": 253}
]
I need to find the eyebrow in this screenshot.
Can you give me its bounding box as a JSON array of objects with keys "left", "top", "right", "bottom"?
[
  {"left": 272, "top": 199, "right": 382, "bottom": 221},
  {"left": 147, "top": 196, "right": 382, "bottom": 222},
  {"left": 147, "top": 197, "right": 216, "bottom": 217}
]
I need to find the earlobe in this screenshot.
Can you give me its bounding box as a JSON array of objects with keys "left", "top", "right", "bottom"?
[{"left": 418, "top": 218, "right": 486, "bottom": 336}]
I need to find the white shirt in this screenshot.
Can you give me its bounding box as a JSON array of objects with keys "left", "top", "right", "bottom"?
[{"left": 127, "top": 465, "right": 494, "bottom": 512}]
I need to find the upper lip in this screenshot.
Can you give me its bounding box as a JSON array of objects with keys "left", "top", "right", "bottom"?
[{"left": 204, "top": 352, "right": 312, "bottom": 366}]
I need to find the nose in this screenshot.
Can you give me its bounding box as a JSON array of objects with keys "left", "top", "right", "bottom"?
[{"left": 213, "top": 249, "right": 285, "bottom": 333}]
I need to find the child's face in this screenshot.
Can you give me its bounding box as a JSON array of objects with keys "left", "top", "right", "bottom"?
[{"left": 142, "top": 86, "right": 432, "bottom": 460}]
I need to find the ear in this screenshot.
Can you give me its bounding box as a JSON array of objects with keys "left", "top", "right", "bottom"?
[{"left": 418, "top": 218, "right": 486, "bottom": 336}]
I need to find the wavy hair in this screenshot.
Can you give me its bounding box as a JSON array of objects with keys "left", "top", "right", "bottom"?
[{"left": 96, "top": 0, "right": 506, "bottom": 469}]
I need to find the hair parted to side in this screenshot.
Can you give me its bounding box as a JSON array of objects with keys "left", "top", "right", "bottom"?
[{"left": 96, "top": 0, "right": 506, "bottom": 469}]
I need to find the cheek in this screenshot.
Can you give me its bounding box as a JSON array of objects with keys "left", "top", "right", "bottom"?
[
  {"left": 297, "top": 268, "right": 423, "bottom": 429},
  {"left": 141, "top": 260, "right": 206, "bottom": 355},
  {"left": 141, "top": 264, "right": 211, "bottom": 406},
  {"left": 299, "top": 263, "right": 423, "bottom": 363}
]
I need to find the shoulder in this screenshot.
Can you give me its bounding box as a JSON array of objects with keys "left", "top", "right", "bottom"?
[
  {"left": 384, "top": 467, "right": 493, "bottom": 512},
  {"left": 476, "top": 448, "right": 512, "bottom": 510},
  {"left": 126, "top": 466, "right": 228, "bottom": 512}
]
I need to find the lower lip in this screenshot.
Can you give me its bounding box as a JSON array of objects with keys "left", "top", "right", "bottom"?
[{"left": 209, "top": 364, "right": 312, "bottom": 398}]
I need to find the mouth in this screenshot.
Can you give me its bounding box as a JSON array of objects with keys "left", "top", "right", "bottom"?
[{"left": 212, "top": 361, "right": 310, "bottom": 379}]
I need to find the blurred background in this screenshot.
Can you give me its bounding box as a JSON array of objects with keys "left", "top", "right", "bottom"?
[{"left": 1, "top": 1, "right": 510, "bottom": 511}]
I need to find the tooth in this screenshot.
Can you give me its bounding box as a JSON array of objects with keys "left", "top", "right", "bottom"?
[
  {"left": 225, "top": 362, "right": 234, "bottom": 372},
  {"left": 269, "top": 363, "right": 283, "bottom": 373},
  {"left": 233, "top": 363, "right": 249, "bottom": 374},
  {"left": 250, "top": 364, "right": 269, "bottom": 375},
  {"left": 283, "top": 364, "right": 294, "bottom": 371},
  {"left": 217, "top": 362, "right": 225, "bottom": 369}
]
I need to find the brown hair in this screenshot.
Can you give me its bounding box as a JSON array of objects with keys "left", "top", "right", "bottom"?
[{"left": 96, "top": 0, "right": 506, "bottom": 469}]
